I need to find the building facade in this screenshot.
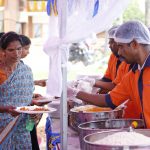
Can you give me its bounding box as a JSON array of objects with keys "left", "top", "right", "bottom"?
[{"left": 0, "top": 0, "right": 49, "bottom": 38}]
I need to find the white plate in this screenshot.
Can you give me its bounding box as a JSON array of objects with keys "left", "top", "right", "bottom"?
[
  {"left": 36, "top": 97, "right": 60, "bottom": 103},
  {"left": 15, "top": 106, "right": 57, "bottom": 114}
]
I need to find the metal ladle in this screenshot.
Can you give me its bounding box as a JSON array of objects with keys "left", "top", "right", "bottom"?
[{"left": 114, "top": 99, "right": 129, "bottom": 110}]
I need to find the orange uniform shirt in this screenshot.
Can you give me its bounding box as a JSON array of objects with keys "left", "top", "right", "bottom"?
[
  {"left": 102, "top": 53, "right": 121, "bottom": 82},
  {"left": 105, "top": 56, "right": 150, "bottom": 128},
  {"left": 112, "top": 62, "right": 139, "bottom": 118},
  {"left": 113, "top": 61, "right": 131, "bottom": 85}
]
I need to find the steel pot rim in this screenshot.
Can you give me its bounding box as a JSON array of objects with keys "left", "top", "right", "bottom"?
[
  {"left": 78, "top": 118, "right": 144, "bottom": 130},
  {"left": 84, "top": 129, "right": 150, "bottom": 148}
]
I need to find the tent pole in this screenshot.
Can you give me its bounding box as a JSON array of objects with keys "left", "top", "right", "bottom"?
[
  {"left": 60, "top": 63, "right": 68, "bottom": 150},
  {"left": 58, "top": 0, "right": 68, "bottom": 149}
]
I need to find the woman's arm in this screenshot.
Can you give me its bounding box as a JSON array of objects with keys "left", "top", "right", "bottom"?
[{"left": 0, "top": 106, "right": 19, "bottom": 116}]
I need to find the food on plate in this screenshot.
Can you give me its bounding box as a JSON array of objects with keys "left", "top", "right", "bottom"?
[
  {"left": 20, "top": 107, "right": 30, "bottom": 111},
  {"left": 19, "top": 107, "right": 49, "bottom": 111},
  {"left": 74, "top": 105, "right": 112, "bottom": 112},
  {"left": 85, "top": 107, "right": 111, "bottom": 112},
  {"left": 33, "top": 107, "right": 49, "bottom": 111}
]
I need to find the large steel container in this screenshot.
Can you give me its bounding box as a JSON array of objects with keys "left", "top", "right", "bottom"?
[
  {"left": 78, "top": 119, "right": 145, "bottom": 150},
  {"left": 69, "top": 105, "right": 123, "bottom": 131},
  {"left": 84, "top": 129, "right": 150, "bottom": 150}
]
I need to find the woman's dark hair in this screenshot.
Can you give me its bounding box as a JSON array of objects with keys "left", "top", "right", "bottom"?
[
  {"left": 0, "top": 31, "right": 23, "bottom": 50},
  {"left": 20, "top": 34, "right": 31, "bottom": 46}
]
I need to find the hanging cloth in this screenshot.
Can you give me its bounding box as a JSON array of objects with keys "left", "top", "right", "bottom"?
[
  {"left": 47, "top": 0, "right": 58, "bottom": 16},
  {"left": 93, "top": 0, "right": 99, "bottom": 17}
]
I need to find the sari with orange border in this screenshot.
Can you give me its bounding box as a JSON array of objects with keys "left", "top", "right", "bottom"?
[{"left": 0, "top": 61, "right": 34, "bottom": 150}]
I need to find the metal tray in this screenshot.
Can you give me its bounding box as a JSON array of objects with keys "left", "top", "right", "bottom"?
[
  {"left": 69, "top": 105, "right": 123, "bottom": 131},
  {"left": 78, "top": 119, "right": 145, "bottom": 150},
  {"left": 84, "top": 129, "right": 150, "bottom": 150}
]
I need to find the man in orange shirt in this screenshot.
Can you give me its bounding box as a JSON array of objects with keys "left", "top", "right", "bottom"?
[
  {"left": 111, "top": 61, "right": 139, "bottom": 118},
  {"left": 93, "top": 26, "right": 123, "bottom": 93},
  {"left": 70, "top": 27, "right": 123, "bottom": 94},
  {"left": 83, "top": 26, "right": 131, "bottom": 93},
  {"left": 77, "top": 26, "right": 139, "bottom": 118},
  {"left": 68, "top": 21, "right": 150, "bottom": 126}
]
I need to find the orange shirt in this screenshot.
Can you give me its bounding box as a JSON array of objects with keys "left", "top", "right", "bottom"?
[
  {"left": 113, "top": 61, "right": 131, "bottom": 85},
  {"left": 112, "top": 62, "right": 138, "bottom": 118},
  {"left": 101, "top": 54, "right": 138, "bottom": 118},
  {"left": 103, "top": 53, "right": 121, "bottom": 81},
  {"left": 105, "top": 57, "right": 150, "bottom": 128},
  {"left": 0, "top": 69, "right": 7, "bottom": 84}
]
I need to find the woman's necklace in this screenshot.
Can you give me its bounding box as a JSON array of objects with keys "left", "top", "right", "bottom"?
[{"left": 4, "top": 67, "right": 13, "bottom": 77}]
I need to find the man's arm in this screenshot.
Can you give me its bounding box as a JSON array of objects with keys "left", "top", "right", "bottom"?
[
  {"left": 67, "top": 72, "right": 131, "bottom": 109},
  {"left": 76, "top": 91, "right": 107, "bottom": 107},
  {"left": 94, "top": 80, "right": 116, "bottom": 91},
  {"left": 34, "top": 79, "right": 47, "bottom": 87}
]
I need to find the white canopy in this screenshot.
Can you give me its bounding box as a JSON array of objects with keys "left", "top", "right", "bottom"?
[
  {"left": 44, "top": 0, "right": 130, "bottom": 149},
  {"left": 44, "top": 0, "right": 130, "bottom": 97}
]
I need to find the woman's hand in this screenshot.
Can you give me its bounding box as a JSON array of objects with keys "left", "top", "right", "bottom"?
[{"left": 5, "top": 106, "right": 20, "bottom": 116}]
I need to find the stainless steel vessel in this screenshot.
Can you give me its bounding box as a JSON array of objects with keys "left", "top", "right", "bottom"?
[
  {"left": 78, "top": 119, "right": 145, "bottom": 150},
  {"left": 69, "top": 105, "right": 123, "bottom": 131},
  {"left": 84, "top": 129, "right": 150, "bottom": 150}
]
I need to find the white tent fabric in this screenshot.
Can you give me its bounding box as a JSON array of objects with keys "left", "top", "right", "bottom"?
[{"left": 44, "top": 0, "right": 130, "bottom": 97}]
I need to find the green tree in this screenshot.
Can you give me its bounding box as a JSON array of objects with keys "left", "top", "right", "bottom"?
[
  {"left": 145, "top": 0, "right": 150, "bottom": 26},
  {"left": 123, "top": 0, "right": 145, "bottom": 23}
]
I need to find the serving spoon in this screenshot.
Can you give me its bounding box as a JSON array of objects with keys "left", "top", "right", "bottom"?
[{"left": 114, "top": 99, "right": 129, "bottom": 110}]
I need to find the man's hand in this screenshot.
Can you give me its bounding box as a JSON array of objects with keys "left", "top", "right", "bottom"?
[
  {"left": 77, "top": 80, "right": 93, "bottom": 93},
  {"left": 96, "top": 88, "right": 109, "bottom": 94},
  {"left": 34, "top": 79, "right": 47, "bottom": 87},
  {"left": 32, "top": 100, "right": 50, "bottom": 106},
  {"left": 67, "top": 86, "right": 79, "bottom": 99},
  {"left": 80, "top": 77, "right": 96, "bottom": 87},
  {"left": 33, "top": 93, "right": 42, "bottom": 98},
  {"left": 32, "top": 96, "right": 51, "bottom": 106},
  {"left": 67, "top": 80, "right": 78, "bottom": 88}
]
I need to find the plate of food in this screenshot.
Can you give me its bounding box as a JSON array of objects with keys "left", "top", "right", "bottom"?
[{"left": 15, "top": 106, "right": 57, "bottom": 114}]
